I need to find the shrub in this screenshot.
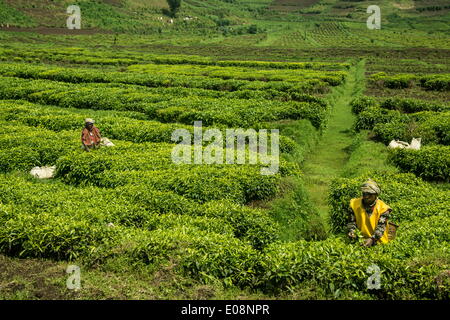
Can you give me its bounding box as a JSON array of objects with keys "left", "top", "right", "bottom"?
[
  {"left": 350, "top": 96, "right": 378, "bottom": 115},
  {"left": 328, "top": 172, "right": 448, "bottom": 233},
  {"left": 388, "top": 146, "right": 450, "bottom": 182},
  {"left": 419, "top": 75, "right": 450, "bottom": 91},
  {"left": 353, "top": 106, "right": 405, "bottom": 131},
  {"left": 380, "top": 98, "right": 448, "bottom": 113},
  {"left": 369, "top": 73, "right": 416, "bottom": 89}
]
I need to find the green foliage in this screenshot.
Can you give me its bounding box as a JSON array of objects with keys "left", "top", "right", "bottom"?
[
  {"left": 0, "top": 42, "right": 447, "bottom": 299},
  {"left": 261, "top": 228, "right": 449, "bottom": 298},
  {"left": 0, "top": 121, "right": 78, "bottom": 172},
  {"left": 388, "top": 146, "right": 450, "bottom": 182},
  {"left": 373, "top": 111, "right": 450, "bottom": 145},
  {"left": 353, "top": 106, "right": 406, "bottom": 131},
  {"left": 350, "top": 96, "right": 378, "bottom": 115},
  {"left": 0, "top": 62, "right": 333, "bottom": 129},
  {"left": 370, "top": 72, "right": 416, "bottom": 89},
  {"left": 419, "top": 74, "right": 450, "bottom": 91},
  {"left": 352, "top": 97, "right": 450, "bottom": 146},
  {"left": 0, "top": 0, "right": 36, "bottom": 27},
  {"left": 55, "top": 147, "right": 282, "bottom": 204},
  {"left": 0, "top": 62, "right": 341, "bottom": 95},
  {"left": 328, "top": 172, "right": 449, "bottom": 234},
  {"left": 269, "top": 177, "right": 327, "bottom": 242},
  {"left": 370, "top": 73, "right": 450, "bottom": 91},
  {"left": 381, "top": 97, "right": 449, "bottom": 113},
  {"left": 0, "top": 100, "right": 296, "bottom": 152},
  {"left": 0, "top": 51, "right": 350, "bottom": 71},
  {"left": 0, "top": 174, "right": 278, "bottom": 252},
  {"left": 340, "top": 136, "right": 399, "bottom": 179},
  {"left": 166, "top": 0, "right": 182, "bottom": 17}
]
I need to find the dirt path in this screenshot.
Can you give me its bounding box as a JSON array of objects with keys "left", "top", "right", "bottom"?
[{"left": 302, "top": 60, "right": 365, "bottom": 230}]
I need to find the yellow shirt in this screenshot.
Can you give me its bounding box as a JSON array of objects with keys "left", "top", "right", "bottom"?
[{"left": 350, "top": 198, "right": 391, "bottom": 244}]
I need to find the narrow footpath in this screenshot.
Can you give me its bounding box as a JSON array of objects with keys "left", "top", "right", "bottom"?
[{"left": 302, "top": 60, "right": 365, "bottom": 229}]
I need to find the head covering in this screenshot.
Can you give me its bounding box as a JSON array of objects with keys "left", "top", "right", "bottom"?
[
  {"left": 361, "top": 179, "right": 380, "bottom": 195},
  {"left": 85, "top": 118, "right": 95, "bottom": 124}
]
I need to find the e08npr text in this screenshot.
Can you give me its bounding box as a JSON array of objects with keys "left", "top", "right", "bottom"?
[{"left": 226, "top": 304, "right": 269, "bottom": 315}]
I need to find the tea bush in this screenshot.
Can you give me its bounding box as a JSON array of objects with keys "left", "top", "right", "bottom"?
[
  {"left": 0, "top": 76, "right": 328, "bottom": 129},
  {"left": 388, "top": 146, "right": 450, "bottom": 181},
  {"left": 380, "top": 97, "right": 449, "bottom": 113},
  {"left": 373, "top": 111, "right": 450, "bottom": 145},
  {"left": 328, "top": 172, "right": 449, "bottom": 233},
  {"left": 369, "top": 72, "right": 416, "bottom": 89},
  {"left": 0, "top": 63, "right": 339, "bottom": 94},
  {"left": 55, "top": 150, "right": 282, "bottom": 205},
  {"left": 0, "top": 174, "right": 279, "bottom": 251},
  {"left": 260, "top": 229, "right": 449, "bottom": 299},
  {"left": 350, "top": 96, "right": 378, "bottom": 115},
  {"left": 369, "top": 72, "right": 450, "bottom": 91},
  {"left": 351, "top": 99, "right": 450, "bottom": 146},
  {"left": 0, "top": 100, "right": 297, "bottom": 152},
  {"left": 419, "top": 74, "right": 450, "bottom": 91}
]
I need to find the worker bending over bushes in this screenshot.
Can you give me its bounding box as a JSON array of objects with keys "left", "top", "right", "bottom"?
[
  {"left": 347, "top": 179, "right": 394, "bottom": 247},
  {"left": 81, "top": 118, "right": 102, "bottom": 152}
]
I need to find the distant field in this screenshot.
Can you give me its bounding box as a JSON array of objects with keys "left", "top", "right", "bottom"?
[{"left": 270, "top": 0, "right": 321, "bottom": 11}]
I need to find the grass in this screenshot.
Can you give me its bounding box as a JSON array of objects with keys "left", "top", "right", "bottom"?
[
  {"left": 301, "top": 59, "right": 366, "bottom": 228},
  {"left": 0, "top": 252, "right": 376, "bottom": 300},
  {"left": 0, "top": 253, "right": 270, "bottom": 299},
  {"left": 339, "top": 133, "right": 400, "bottom": 178}
]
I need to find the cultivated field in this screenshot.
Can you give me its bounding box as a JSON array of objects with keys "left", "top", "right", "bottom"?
[{"left": 0, "top": 0, "right": 448, "bottom": 300}]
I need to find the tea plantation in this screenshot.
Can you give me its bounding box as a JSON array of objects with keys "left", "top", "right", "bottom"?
[{"left": 0, "top": 0, "right": 448, "bottom": 300}]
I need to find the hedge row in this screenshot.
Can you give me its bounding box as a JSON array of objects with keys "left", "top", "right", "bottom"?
[
  {"left": 419, "top": 74, "right": 450, "bottom": 91},
  {"left": 372, "top": 111, "right": 450, "bottom": 146},
  {"left": 0, "top": 48, "right": 350, "bottom": 70},
  {"left": 126, "top": 63, "right": 347, "bottom": 85},
  {"left": 0, "top": 118, "right": 291, "bottom": 205},
  {"left": 0, "top": 63, "right": 336, "bottom": 94},
  {"left": 0, "top": 119, "right": 294, "bottom": 206},
  {"left": 0, "top": 203, "right": 264, "bottom": 286},
  {"left": 0, "top": 62, "right": 302, "bottom": 101},
  {"left": 0, "top": 174, "right": 448, "bottom": 297},
  {"left": 0, "top": 174, "right": 279, "bottom": 251},
  {"left": 261, "top": 221, "right": 449, "bottom": 298},
  {"left": 380, "top": 97, "right": 449, "bottom": 113},
  {"left": 352, "top": 104, "right": 450, "bottom": 146},
  {"left": 328, "top": 172, "right": 449, "bottom": 233},
  {"left": 369, "top": 72, "right": 450, "bottom": 91},
  {"left": 0, "top": 121, "right": 79, "bottom": 172},
  {"left": 351, "top": 96, "right": 449, "bottom": 115},
  {"left": 388, "top": 146, "right": 450, "bottom": 182},
  {"left": 0, "top": 101, "right": 297, "bottom": 153},
  {"left": 0, "top": 76, "right": 329, "bottom": 129},
  {"left": 54, "top": 145, "right": 289, "bottom": 205}
]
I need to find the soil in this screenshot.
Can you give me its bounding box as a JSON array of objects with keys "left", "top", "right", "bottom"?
[{"left": 0, "top": 254, "right": 72, "bottom": 299}]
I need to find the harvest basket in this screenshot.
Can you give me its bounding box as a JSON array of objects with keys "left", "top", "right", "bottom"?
[{"left": 388, "top": 222, "right": 399, "bottom": 241}]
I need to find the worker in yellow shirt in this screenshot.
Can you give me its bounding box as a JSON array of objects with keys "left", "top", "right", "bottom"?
[{"left": 347, "top": 179, "right": 392, "bottom": 247}]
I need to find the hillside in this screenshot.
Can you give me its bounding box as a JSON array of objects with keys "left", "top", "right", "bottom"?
[{"left": 0, "top": 0, "right": 449, "bottom": 49}]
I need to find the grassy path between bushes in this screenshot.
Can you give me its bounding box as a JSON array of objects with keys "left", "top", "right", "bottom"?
[{"left": 302, "top": 60, "right": 366, "bottom": 232}]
